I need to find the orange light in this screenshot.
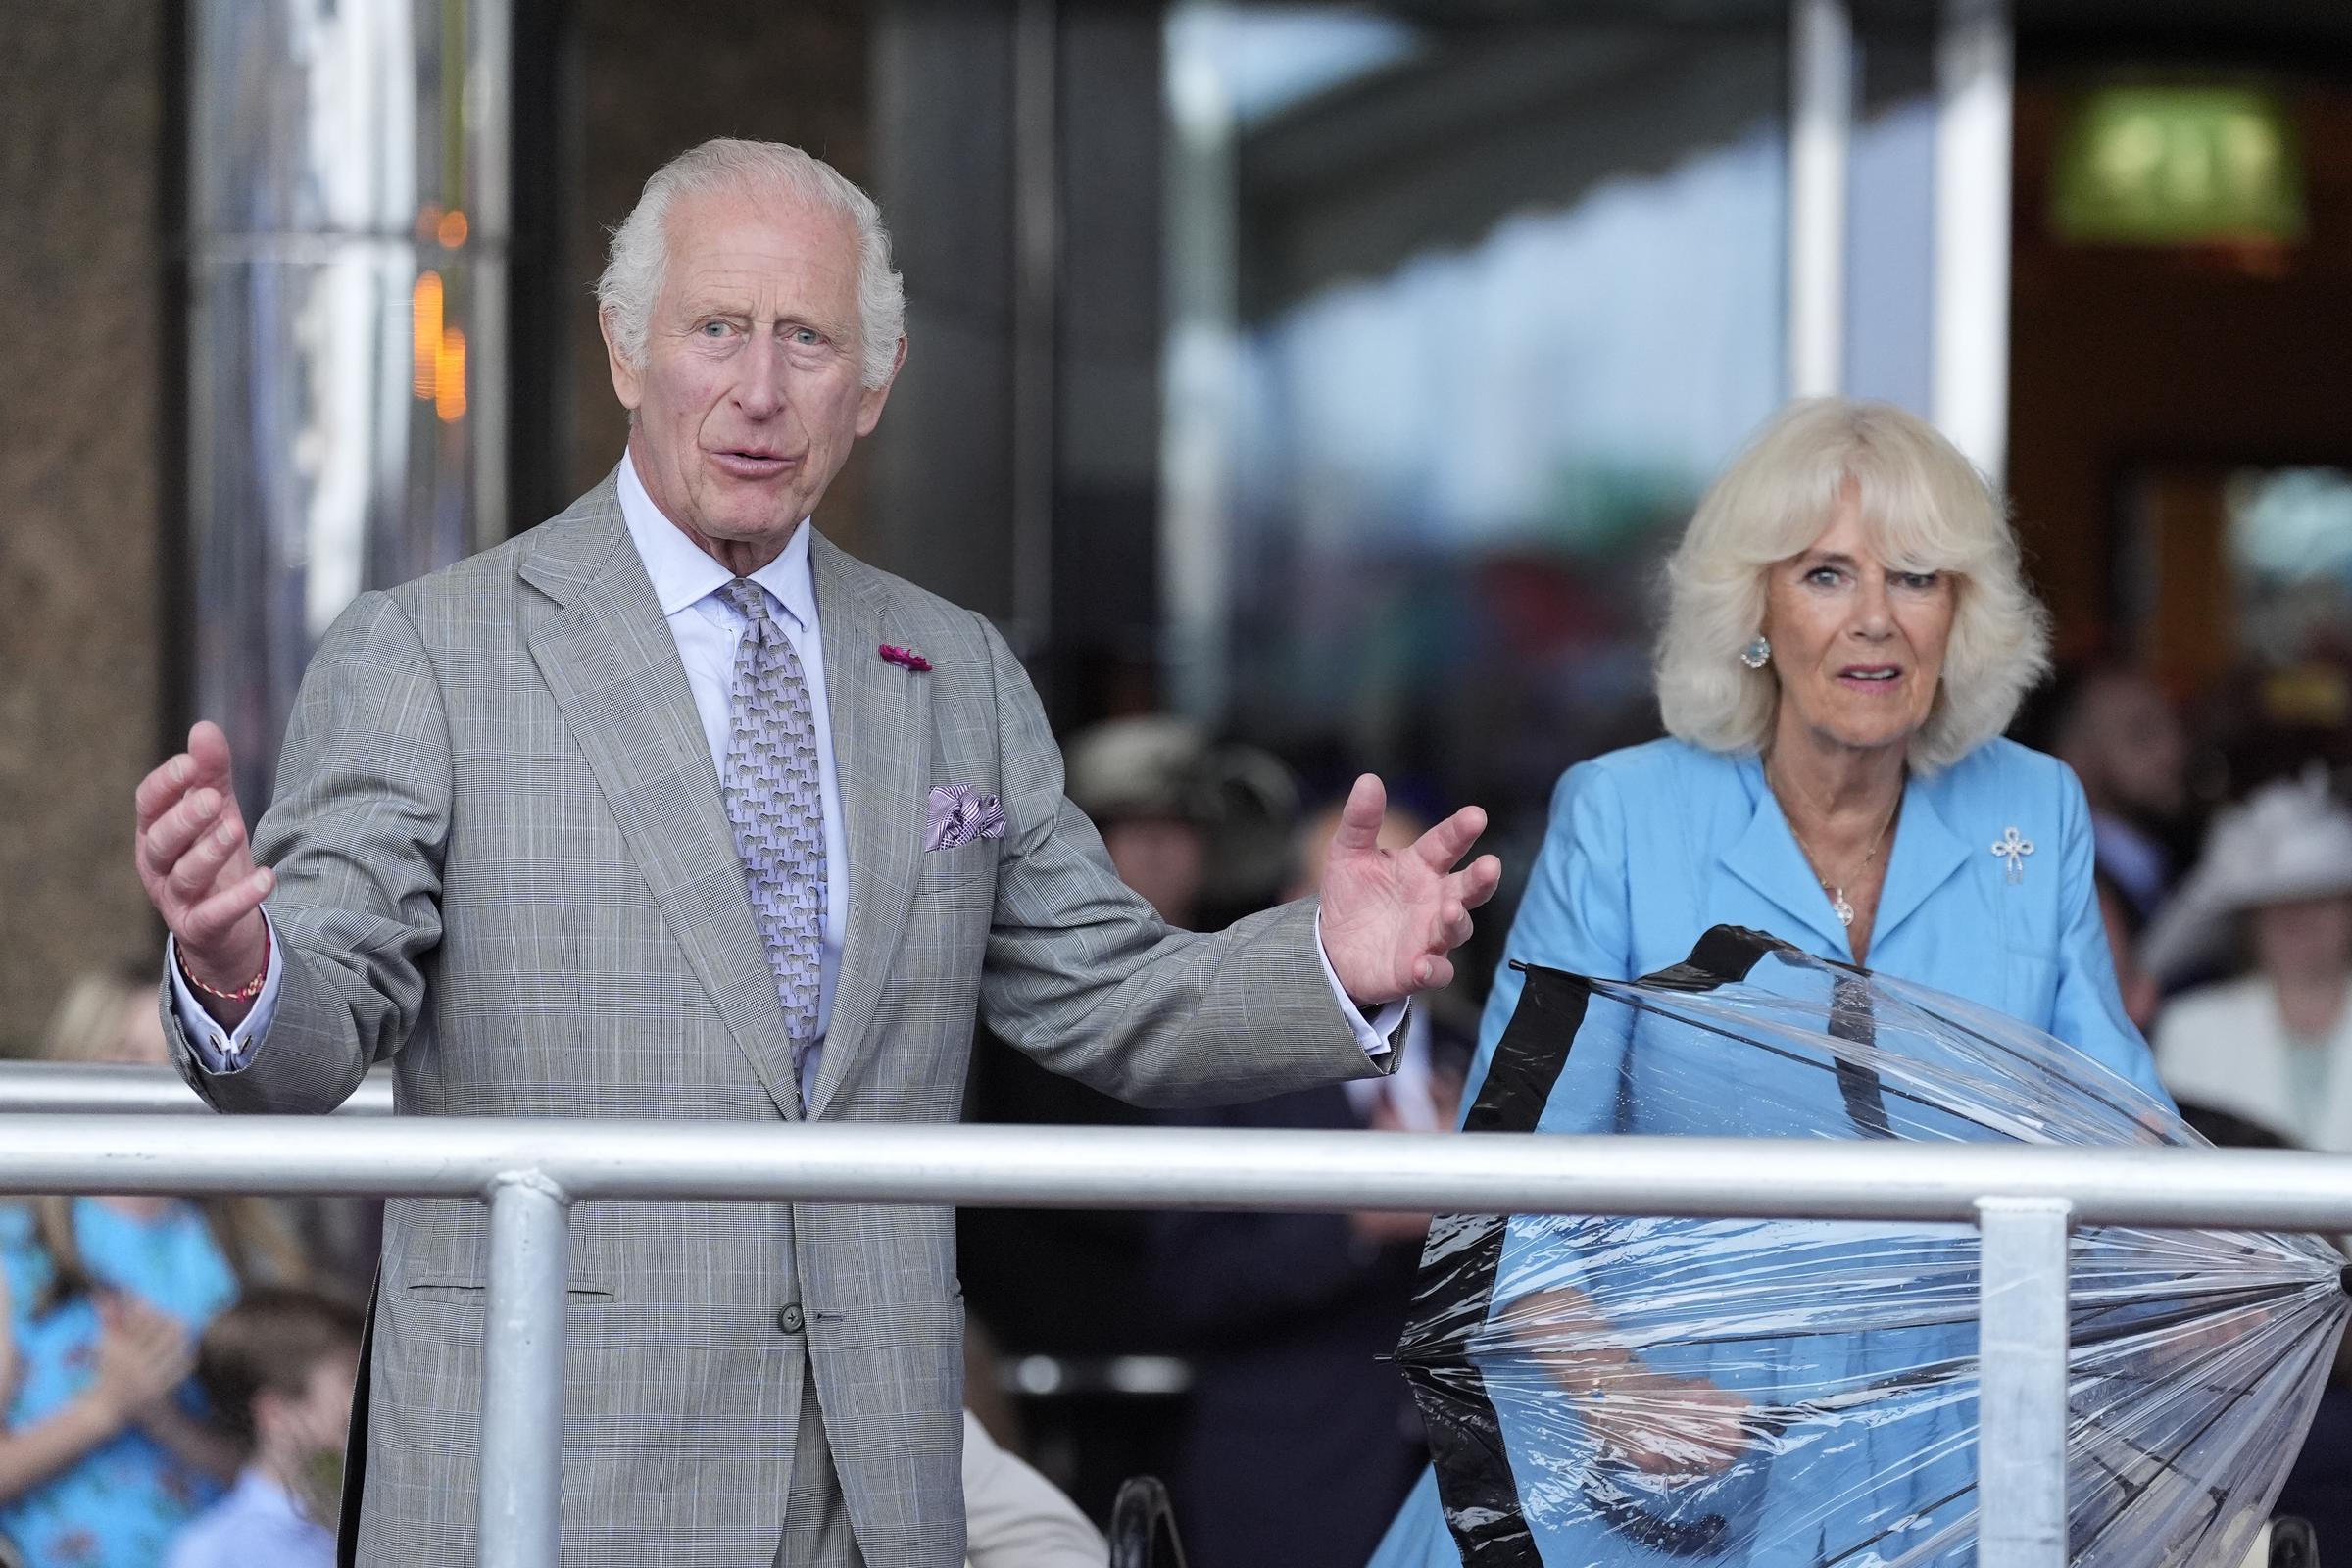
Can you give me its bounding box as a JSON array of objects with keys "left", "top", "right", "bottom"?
[
  {"left": 437, "top": 208, "right": 469, "bottom": 249},
  {"left": 412, "top": 271, "right": 444, "bottom": 400},
  {"left": 435, "top": 327, "right": 467, "bottom": 423}
]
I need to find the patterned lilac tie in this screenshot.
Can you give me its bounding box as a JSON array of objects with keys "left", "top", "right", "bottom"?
[{"left": 718, "top": 578, "right": 826, "bottom": 1090}]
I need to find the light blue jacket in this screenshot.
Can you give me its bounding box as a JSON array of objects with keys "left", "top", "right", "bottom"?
[
  {"left": 1369, "top": 736, "right": 2168, "bottom": 1568},
  {"left": 1464, "top": 734, "right": 2166, "bottom": 1104}
]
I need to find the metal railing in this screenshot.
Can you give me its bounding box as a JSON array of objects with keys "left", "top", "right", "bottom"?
[
  {"left": 6, "top": 1065, "right": 2352, "bottom": 1568},
  {"left": 0, "top": 1060, "right": 394, "bottom": 1115}
]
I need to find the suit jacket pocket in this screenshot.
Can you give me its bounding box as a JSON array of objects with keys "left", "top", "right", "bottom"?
[
  {"left": 916, "top": 836, "right": 1000, "bottom": 893},
  {"left": 393, "top": 1224, "right": 621, "bottom": 1298}
]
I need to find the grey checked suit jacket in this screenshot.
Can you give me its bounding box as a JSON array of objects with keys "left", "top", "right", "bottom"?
[{"left": 164, "top": 475, "right": 1388, "bottom": 1567}]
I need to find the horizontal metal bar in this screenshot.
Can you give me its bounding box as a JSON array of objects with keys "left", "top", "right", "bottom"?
[
  {"left": 0, "top": 1062, "right": 394, "bottom": 1116},
  {"left": 1, "top": 1115, "right": 2349, "bottom": 1229}
]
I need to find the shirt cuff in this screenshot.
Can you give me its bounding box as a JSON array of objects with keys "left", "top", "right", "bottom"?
[
  {"left": 1313, "top": 909, "right": 1404, "bottom": 1058},
  {"left": 166, "top": 912, "right": 283, "bottom": 1073}
]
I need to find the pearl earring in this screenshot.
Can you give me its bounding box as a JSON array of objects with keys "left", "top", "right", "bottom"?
[{"left": 1740, "top": 635, "right": 1772, "bottom": 670}]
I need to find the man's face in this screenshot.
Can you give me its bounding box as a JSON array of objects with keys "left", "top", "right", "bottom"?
[{"left": 605, "top": 188, "right": 902, "bottom": 566}]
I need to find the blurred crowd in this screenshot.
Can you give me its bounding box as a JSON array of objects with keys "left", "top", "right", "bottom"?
[{"left": 1, "top": 973, "right": 360, "bottom": 1568}]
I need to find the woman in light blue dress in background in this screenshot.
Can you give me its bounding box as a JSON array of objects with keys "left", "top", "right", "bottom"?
[{"left": 1367, "top": 399, "right": 2169, "bottom": 1568}]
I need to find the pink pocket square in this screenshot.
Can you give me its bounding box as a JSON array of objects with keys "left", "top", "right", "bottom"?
[{"left": 925, "top": 784, "right": 1005, "bottom": 852}]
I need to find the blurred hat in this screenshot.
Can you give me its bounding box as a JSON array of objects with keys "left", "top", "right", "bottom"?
[
  {"left": 1063, "top": 714, "right": 1302, "bottom": 905},
  {"left": 1064, "top": 715, "right": 1213, "bottom": 824},
  {"left": 2140, "top": 769, "right": 2352, "bottom": 983}
]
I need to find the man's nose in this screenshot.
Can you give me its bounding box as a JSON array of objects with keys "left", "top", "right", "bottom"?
[{"left": 733, "top": 332, "right": 786, "bottom": 417}]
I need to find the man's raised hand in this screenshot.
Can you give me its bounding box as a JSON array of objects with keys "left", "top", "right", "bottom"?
[
  {"left": 134, "top": 721, "right": 272, "bottom": 1021},
  {"left": 1315, "top": 773, "right": 1502, "bottom": 1005}
]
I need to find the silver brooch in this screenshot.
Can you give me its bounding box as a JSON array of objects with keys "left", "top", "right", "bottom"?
[{"left": 1991, "top": 826, "right": 2034, "bottom": 884}]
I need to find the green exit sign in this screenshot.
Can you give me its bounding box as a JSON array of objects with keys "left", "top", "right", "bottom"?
[{"left": 2052, "top": 84, "right": 2306, "bottom": 246}]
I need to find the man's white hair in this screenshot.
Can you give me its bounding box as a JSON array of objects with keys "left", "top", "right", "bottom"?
[
  {"left": 595, "top": 138, "right": 906, "bottom": 390},
  {"left": 1654, "top": 397, "right": 2052, "bottom": 774}
]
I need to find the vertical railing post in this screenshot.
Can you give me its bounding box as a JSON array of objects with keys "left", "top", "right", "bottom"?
[
  {"left": 1933, "top": 0, "right": 2016, "bottom": 481},
  {"left": 478, "top": 1171, "right": 571, "bottom": 1568},
  {"left": 1788, "top": 0, "right": 1853, "bottom": 399},
  {"left": 1976, "top": 1196, "right": 2073, "bottom": 1568}
]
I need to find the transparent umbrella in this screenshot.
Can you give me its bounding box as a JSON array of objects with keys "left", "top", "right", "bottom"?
[{"left": 1396, "top": 927, "right": 2348, "bottom": 1568}]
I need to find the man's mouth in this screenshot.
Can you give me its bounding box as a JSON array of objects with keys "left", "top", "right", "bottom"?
[{"left": 710, "top": 449, "right": 798, "bottom": 478}]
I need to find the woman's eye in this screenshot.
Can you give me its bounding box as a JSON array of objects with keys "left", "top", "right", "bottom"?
[
  {"left": 1805, "top": 566, "right": 1842, "bottom": 587},
  {"left": 1896, "top": 571, "right": 1940, "bottom": 591}
]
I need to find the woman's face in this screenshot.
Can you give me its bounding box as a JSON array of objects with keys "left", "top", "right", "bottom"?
[
  {"left": 2249, "top": 895, "right": 2352, "bottom": 985},
  {"left": 1763, "top": 490, "right": 1957, "bottom": 759}
]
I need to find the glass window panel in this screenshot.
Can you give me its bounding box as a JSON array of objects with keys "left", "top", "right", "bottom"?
[{"left": 1165, "top": 4, "right": 1788, "bottom": 850}]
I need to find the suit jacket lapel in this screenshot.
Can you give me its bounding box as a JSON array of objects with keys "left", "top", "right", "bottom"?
[
  {"left": 518, "top": 481, "right": 806, "bottom": 1119},
  {"left": 808, "top": 533, "right": 932, "bottom": 1118}
]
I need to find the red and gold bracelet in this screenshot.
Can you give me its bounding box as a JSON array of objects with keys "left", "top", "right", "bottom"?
[{"left": 176, "top": 927, "right": 271, "bottom": 1004}]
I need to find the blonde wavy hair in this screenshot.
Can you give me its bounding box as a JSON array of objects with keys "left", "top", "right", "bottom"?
[{"left": 1654, "top": 398, "right": 2051, "bottom": 774}]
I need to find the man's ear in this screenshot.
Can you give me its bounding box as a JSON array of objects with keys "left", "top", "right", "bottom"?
[
  {"left": 600, "top": 309, "right": 644, "bottom": 414},
  {"left": 855, "top": 335, "right": 908, "bottom": 437}
]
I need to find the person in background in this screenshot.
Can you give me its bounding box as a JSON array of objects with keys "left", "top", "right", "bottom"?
[
  {"left": 1064, "top": 716, "right": 1217, "bottom": 927},
  {"left": 960, "top": 1411, "right": 1104, "bottom": 1568},
  {"left": 0, "top": 972, "right": 307, "bottom": 1568},
  {"left": 955, "top": 711, "right": 1224, "bottom": 1356},
  {"left": 957, "top": 714, "right": 1250, "bottom": 1516},
  {"left": 1147, "top": 799, "right": 1468, "bottom": 1568},
  {"left": 52, "top": 961, "right": 376, "bottom": 1304},
  {"left": 2142, "top": 771, "right": 2352, "bottom": 1152},
  {"left": 2051, "top": 663, "right": 2192, "bottom": 922},
  {"left": 166, "top": 1287, "right": 363, "bottom": 1568},
  {"left": 1060, "top": 713, "right": 1305, "bottom": 930},
  {"left": 2139, "top": 771, "right": 2352, "bottom": 1554},
  {"left": 34, "top": 971, "right": 175, "bottom": 1075},
  {"left": 2093, "top": 868, "right": 2162, "bottom": 1036}
]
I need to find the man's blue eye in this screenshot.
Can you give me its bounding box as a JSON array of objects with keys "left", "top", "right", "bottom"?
[
  {"left": 701, "top": 321, "right": 729, "bottom": 337},
  {"left": 792, "top": 328, "right": 821, "bottom": 346}
]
